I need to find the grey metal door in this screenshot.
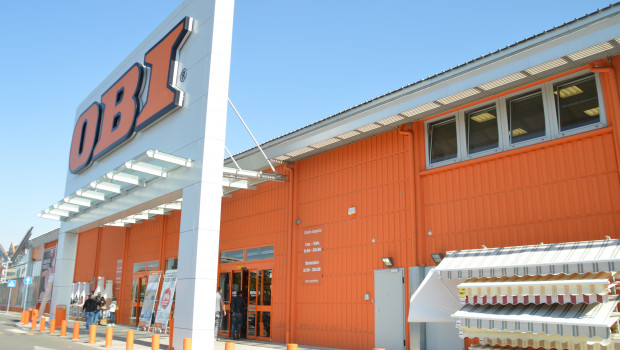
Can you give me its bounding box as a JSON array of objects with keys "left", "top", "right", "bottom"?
[{"left": 375, "top": 268, "right": 405, "bottom": 350}]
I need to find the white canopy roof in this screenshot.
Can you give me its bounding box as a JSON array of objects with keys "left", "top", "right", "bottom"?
[{"left": 435, "top": 239, "right": 620, "bottom": 279}]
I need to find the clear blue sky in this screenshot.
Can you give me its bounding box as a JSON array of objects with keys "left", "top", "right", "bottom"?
[{"left": 0, "top": 0, "right": 614, "bottom": 247}]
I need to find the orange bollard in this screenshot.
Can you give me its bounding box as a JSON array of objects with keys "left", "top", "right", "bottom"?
[
  {"left": 374, "top": 348, "right": 386, "bottom": 350},
  {"left": 72, "top": 321, "right": 80, "bottom": 340},
  {"left": 126, "top": 330, "right": 134, "bottom": 350},
  {"left": 20, "top": 311, "right": 25, "bottom": 324},
  {"left": 40, "top": 317, "right": 46, "bottom": 332},
  {"left": 31, "top": 316, "right": 37, "bottom": 330},
  {"left": 105, "top": 326, "right": 113, "bottom": 348},
  {"left": 183, "top": 338, "right": 191, "bottom": 350},
  {"left": 225, "top": 342, "right": 235, "bottom": 350},
  {"left": 287, "top": 344, "right": 298, "bottom": 350},
  {"left": 60, "top": 320, "right": 67, "bottom": 337},
  {"left": 49, "top": 319, "right": 56, "bottom": 334},
  {"left": 89, "top": 324, "right": 97, "bottom": 344},
  {"left": 152, "top": 334, "right": 160, "bottom": 350}
]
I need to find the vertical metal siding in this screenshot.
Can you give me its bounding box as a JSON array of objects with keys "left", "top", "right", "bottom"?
[
  {"left": 421, "top": 130, "right": 620, "bottom": 266},
  {"left": 73, "top": 228, "right": 99, "bottom": 281}
]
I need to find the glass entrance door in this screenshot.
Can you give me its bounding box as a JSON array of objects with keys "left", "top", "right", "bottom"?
[
  {"left": 129, "top": 274, "right": 147, "bottom": 326},
  {"left": 219, "top": 268, "right": 272, "bottom": 340}
]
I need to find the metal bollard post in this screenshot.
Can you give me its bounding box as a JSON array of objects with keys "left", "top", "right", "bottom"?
[
  {"left": 39, "top": 317, "right": 46, "bottom": 332},
  {"left": 31, "top": 315, "right": 37, "bottom": 330},
  {"left": 287, "top": 344, "right": 298, "bottom": 350},
  {"left": 126, "top": 330, "right": 134, "bottom": 350},
  {"left": 183, "top": 338, "right": 192, "bottom": 350},
  {"left": 225, "top": 342, "right": 235, "bottom": 350},
  {"left": 152, "top": 333, "right": 160, "bottom": 350},
  {"left": 49, "top": 319, "right": 56, "bottom": 334},
  {"left": 105, "top": 326, "right": 113, "bottom": 348},
  {"left": 60, "top": 320, "right": 67, "bottom": 337},
  {"left": 89, "top": 324, "right": 97, "bottom": 344},
  {"left": 72, "top": 321, "right": 80, "bottom": 340}
]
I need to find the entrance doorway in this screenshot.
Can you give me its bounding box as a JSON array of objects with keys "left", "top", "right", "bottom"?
[
  {"left": 129, "top": 261, "right": 160, "bottom": 326},
  {"left": 219, "top": 268, "right": 272, "bottom": 340}
]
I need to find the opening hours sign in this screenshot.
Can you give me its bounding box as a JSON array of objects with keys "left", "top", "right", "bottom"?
[{"left": 301, "top": 228, "right": 323, "bottom": 284}]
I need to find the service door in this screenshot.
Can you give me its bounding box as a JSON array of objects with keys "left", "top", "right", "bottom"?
[{"left": 375, "top": 268, "right": 406, "bottom": 350}]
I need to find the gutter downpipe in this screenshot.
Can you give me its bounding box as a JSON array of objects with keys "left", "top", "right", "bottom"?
[{"left": 285, "top": 163, "right": 297, "bottom": 344}]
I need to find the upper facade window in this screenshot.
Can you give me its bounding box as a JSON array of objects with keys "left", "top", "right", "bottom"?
[{"left": 426, "top": 71, "right": 606, "bottom": 168}]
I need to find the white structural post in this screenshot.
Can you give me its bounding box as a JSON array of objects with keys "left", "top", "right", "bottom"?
[
  {"left": 174, "top": 0, "right": 235, "bottom": 349},
  {"left": 6, "top": 288, "right": 11, "bottom": 313},
  {"left": 49, "top": 229, "right": 78, "bottom": 319}
]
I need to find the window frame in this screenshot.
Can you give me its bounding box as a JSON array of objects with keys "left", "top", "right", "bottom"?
[{"left": 425, "top": 70, "right": 607, "bottom": 169}]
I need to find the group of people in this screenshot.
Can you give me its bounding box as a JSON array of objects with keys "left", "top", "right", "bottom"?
[
  {"left": 82, "top": 291, "right": 117, "bottom": 330},
  {"left": 215, "top": 287, "right": 270, "bottom": 340}
]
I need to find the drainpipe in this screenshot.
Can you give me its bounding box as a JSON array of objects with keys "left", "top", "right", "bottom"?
[{"left": 284, "top": 163, "right": 297, "bottom": 343}]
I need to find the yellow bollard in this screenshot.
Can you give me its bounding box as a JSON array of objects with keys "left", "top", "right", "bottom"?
[
  {"left": 183, "top": 338, "right": 192, "bottom": 350},
  {"left": 105, "top": 326, "right": 113, "bottom": 348},
  {"left": 152, "top": 333, "right": 160, "bottom": 350},
  {"left": 126, "top": 330, "right": 134, "bottom": 350},
  {"left": 72, "top": 321, "right": 80, "bottom": 340},
  {"left": 89, "top": 324, "right": 97, "bottom": 344},
  {"left": 49, "top": 319, "right": 56, "bottom": 334},
  {"left": 39, "top": 317, "right": 46, "bottom": 332},
  {"left": 60, "top": 320, "right": 67, "bottom": 337},
  {"left": 225, "top": 342, "right": 235, "bottom": 350},
  {"left": 287, "top": 344, "right": 298, "bottom": 350}
]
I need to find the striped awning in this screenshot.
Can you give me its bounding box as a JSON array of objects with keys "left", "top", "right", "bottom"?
[
  {"left": 453, "top": 301, "right": 619, "bottom": 340},
  {"left": 459, "top": 272, "right": 616, "bottom": 305},
  {"left": 464, "top": 328, "right": 620, "bottom": 349},
  {"left": 436, "top": 239, "right": 620, "bottom": 279}
]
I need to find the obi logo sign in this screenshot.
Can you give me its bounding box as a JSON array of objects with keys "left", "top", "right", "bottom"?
[
  {"left": 69, "top": 17, "right": 193, "bottom": 174},
  {"left": 161, "top": 288, "right": 172, "bottom": 309}
]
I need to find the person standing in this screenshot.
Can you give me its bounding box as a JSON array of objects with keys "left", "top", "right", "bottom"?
[
  {"left": 108, "top": 297, "right": 117, "bottom": 326},
  {"left": 96, "top": 292, "right": 106, "bottom": 325},
  {"left": 230, "top": 290, "right": 246, "bottom": 340},
  {"left": 215, "top": 287, "right": 226, "bottom": 340},
  {"left": 82, "top": 293, "right": 98, "bottom": 330}
]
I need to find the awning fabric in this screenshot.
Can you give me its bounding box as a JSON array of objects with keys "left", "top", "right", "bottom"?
[
  {"left": 465, "top": 328, "right": 620, "bottom": 349},
  {"left": 452, "top": 301, "right": 619, "bottom": 340},
  {"left": 436, "top": 239, "right": 620, "bottom": 279},
  {"left": 458, "top": 272, "right": 615, "bottom": 305},
  {"left": 407, "top": 267, "right": 463, "bottom": 322}
]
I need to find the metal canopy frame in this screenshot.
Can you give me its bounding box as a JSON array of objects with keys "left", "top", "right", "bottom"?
[{"left": 38, "top": 149, "right": 286, "bottom": 223}]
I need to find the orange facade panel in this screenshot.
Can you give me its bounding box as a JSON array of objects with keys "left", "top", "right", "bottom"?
[
  {"left": 74, "top": 228, "right": 99, "bottom": 282},
  {"left": 420, "top": 129, "right": 620, "bottom": 266}
]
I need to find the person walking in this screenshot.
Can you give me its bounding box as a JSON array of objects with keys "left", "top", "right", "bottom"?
[
  {"left": 215, "top": 287, "right": 226, "bottom": 340},
  {"left": 83, "top": 293, "right": 98, "bottom": 330},
  {"left": 108, "top": 297, "right": 117, "bottom": 326},
  {"left": 230, "top": 290, "right": 246, "bottom": 340}
]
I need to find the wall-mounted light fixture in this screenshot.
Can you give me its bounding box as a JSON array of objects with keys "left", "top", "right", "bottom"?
[
  {"left": 294, "top": 219, "right": 301, "bottom": 225},
  {"left": 430, "top": 253, "right": 443, "bottom": 264},
  {"left": 381, "top": 257, "right": 394, "bottom": 267}
]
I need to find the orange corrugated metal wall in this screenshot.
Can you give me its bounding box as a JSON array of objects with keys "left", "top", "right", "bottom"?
[
  {"left": 73, "top": 228, "right": 99, "bottom": 282},
  {"left": 220, "top": 165, "right": 292, "bottom": 341},
  {"left": 219, "top": 60, "right": 620, "bottom": 350}
]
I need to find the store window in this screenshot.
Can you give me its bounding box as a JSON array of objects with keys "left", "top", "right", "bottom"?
[
  {"left": 428, "top": 117, "right": 458, "bottom": 165},
  {"left": 220, "top": 250, "right": 243, "bottom": 263},
  {"left": 165, "top": 258, "right": 178, "bottom": 270},
  {"left": 466, "top": 104, "right": 499, "bottom": 155},
  {"left": 425, "top": 71, "right": 605, "bottom": 168},
  {"left": 554, "top": 74, "right": 601, "bottom": 132},
  {"left": 246, "top": 246, "right": 274, "bottom": 261},
  {"left": 507, "top": 90, "right": 546, "bottom": 144},
  {"left": 133, "top": 263, "right": 146, "bottom": 273}
]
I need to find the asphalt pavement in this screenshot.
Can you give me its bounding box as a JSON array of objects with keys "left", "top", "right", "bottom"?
[{"left": 0, "top": 311, "right": 339, "bottom": 350}]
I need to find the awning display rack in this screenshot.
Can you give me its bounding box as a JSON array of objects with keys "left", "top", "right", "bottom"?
[{"left": 38, "top": 150, "right": 193, "bottom": 221}]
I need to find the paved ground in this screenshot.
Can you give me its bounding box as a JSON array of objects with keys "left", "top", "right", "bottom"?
[{"left": 0, "top": 311, "right": 338, "bottom": 350}]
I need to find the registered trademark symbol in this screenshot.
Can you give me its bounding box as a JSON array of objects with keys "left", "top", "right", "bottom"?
[{"left": 180, "top": 68, "right": 187, "bottom": 82}]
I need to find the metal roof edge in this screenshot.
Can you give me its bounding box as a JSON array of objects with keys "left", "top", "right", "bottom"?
[{"left": 226, "top": 3, "right": 620, "bottom": 170}]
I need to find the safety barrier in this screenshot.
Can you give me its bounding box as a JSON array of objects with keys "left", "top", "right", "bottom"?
[
  {"left": 60, "top": 320, "right": 67, "bottom": 336},
  {"left": 72, "top": 321, "right": 80, "bottom": 340},
  {"left": 39, "top": 317, "right": 46, "bottom": 332},
  {"left": 88, "top": 324, "right": 97, "bottom": 344},
  {"left": 49, "top": 319, "right": 56, "bottom": 334},
  {"left": 152, "top": 334, "right": 160, "bottom": 350},
  {"left": 105, "top": 326, "right": 113, "bottom": 348},
  {"left": 225, "top": 342, "right": 235, "bottom": 350},
  {"left": 127, "top": 330, "right": 134, "bottom": 350},
  {"left": 183, "top": 338, "right": 192, "bottom": 350},
  {"left": 287, "top": 344, "right": 298, "bottom": 350}
]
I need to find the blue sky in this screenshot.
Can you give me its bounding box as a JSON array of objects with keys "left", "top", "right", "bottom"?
[{"left": 0, "top": 0, "right": 614, "bottom": 247}]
